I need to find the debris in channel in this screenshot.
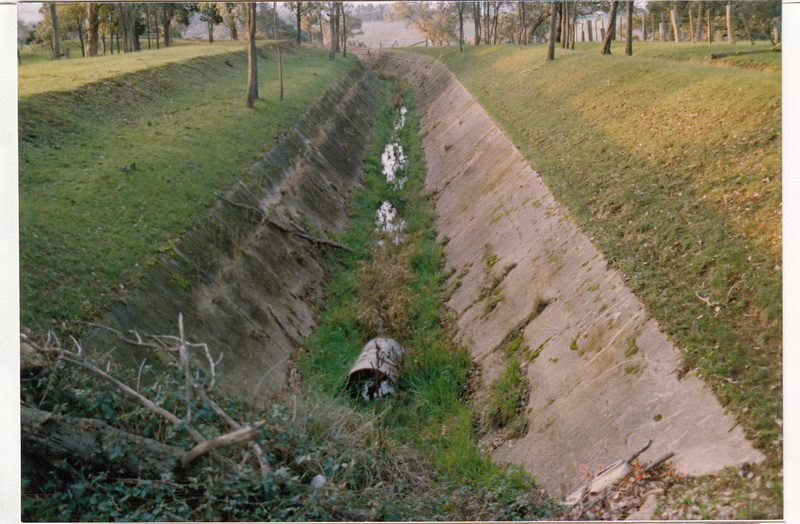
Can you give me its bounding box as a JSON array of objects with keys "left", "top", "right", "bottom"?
[{"left": 346, "top": 337, "right": 405, "bottom": 400}]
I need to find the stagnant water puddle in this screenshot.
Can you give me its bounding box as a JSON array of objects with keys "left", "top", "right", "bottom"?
[{"left": 376, "top": 106, "right": 408, "bottom": 239}]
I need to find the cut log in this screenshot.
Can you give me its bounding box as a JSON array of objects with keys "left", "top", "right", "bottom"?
[{"left": 21, "top": 405, "right": 209, "bottom": 479}]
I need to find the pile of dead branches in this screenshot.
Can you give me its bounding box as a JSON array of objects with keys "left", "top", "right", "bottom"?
[{"left": 558, "top": 449, "right": 690, "bottom": 521}]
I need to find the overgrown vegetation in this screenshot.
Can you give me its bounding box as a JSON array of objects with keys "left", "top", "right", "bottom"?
[
  {"left": 298, "top": 79, "right": 556, "bottom": 519},
  {"left": 19, "top": 43, "right": 354, "bottom": 332},
  {"left": 410, "top": 40, "right": 781, "bottom": 518}
]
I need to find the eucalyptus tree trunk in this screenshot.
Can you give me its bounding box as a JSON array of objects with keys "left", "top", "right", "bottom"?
[
  {"left": 726, "top": 3, "right": 736, "bottom": 43},
  {"left": 246, "top": 3, "right": 258, "bottom": 107},
  {"left": 708, "top": 8, "right": 714, "bottom": 43},
  {"left": 273, "top": 2, "right": 283, "bottom": 101},
  {"left": 571, "top": 0, "right": 577, "bottom": 49},
  {"left": 473, "top": 2, "right": 481, "bottom": 44},
  {"left": 49, "top": 3, "right": 60, "bottom": 59},
  {"left": 625, "top": 0, "right": 633, "bottom": 55},
  {"left": 670, "top": 5, "right": 680, "bottom": 42},
  {"left": 546, "top": 0, "right": 557, "bottom": 60},
  {"left": 601, "top": 0, "right": 619, "bottom": 54},
  {"left": 86, "top": 3, "right": 100, "bottom": 57},
  {"left": 695, "top": 1, "right": 704, "bottom": 42}
]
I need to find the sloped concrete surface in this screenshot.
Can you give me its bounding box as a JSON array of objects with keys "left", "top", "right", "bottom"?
[{"left": 362, "top": 50, "right": 764, "bottom": 498}]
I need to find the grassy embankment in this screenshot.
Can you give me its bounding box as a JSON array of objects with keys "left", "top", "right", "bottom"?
[
  {"left": 19, "top": 41, "right": 354, "bottom": 331},
  {"left": 410, "top": 40, "right": 781, "bottom": 518}
]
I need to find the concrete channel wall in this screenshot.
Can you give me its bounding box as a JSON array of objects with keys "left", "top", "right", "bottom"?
[
  {"left": 85, "top": 64, "right": 383, "bottom": 402},
  {"left": 363, "top": 50, "right": 764, "bottom": 497}
]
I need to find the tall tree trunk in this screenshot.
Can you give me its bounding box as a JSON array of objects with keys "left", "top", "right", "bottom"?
[
  {"left": 458, "top": 3, "right": 464, "bottom": 51},
  {"left": 273, "top": 2, "right": 283, "bottom": 101},
  {"left": 670, "top": 4, "right": 680, "bottom": 42},
  {"left": 473, "top": 2, "right": 481, "bottom": 45},
  {"left": 695, "top": 1, "right": 704, "bottom": 42},
  {"left": 86, "top": 3, "right": 100, "bottom": 56},
  {"left": 163, "top": 4, "right": 171, "bottom": 47},
  {"left": 561, "top": 1, "right": 568, "bottom": 48},
  {"left": 50, "top": 3, "right": 61, "bottom": 59},
  {"left": 546, "top": 0, "right": 557, "bottom": 60},
  {"left": 102, "top": 33, "right": 106, "bottom": 55},
  {"left": 625, "top": 0, "right": 633, "bottom": 55},
  {"left": 246, "top": 3, "right": 258, "bottom": 107},
  {"left": 740, "top": 13, "right": 754, "bottom": 44},
  {"left": 571, "top": 0, "right": 577, "bottom": 49},
  {"left": 659, "top": 12, "right": 665, "bottom": 41},
  {"left": 726, "top": 3, "right": 735, "bottom": 44},
  {"left": 296, "top": 5, "right": 303, "bottom": 43},
  {"left": 708, "top": 8, "right": 714, "bottom": 43},
  {"left": 329, "top": 3, "right": 337, "bottom": 59},
  {"left": 341, "top": 5, "right": 347, "bottom": 56},
  {"left": 688, "top": 9, "right": 695, "bottom": 43},
  {"left": 587, "top": 19, "right": 593, "bottom": 42},
  {"left": 601, "top": 0, "right": 619, "bottom": 54},
  {"left": 208, "top": 20, "right": 214, "bottom": 43},
  {"left": 641, "top": 9, "right": 647, "bottom": 41},
  {"left": 154, "top": 6, "right": 160, "bottom": 49}
]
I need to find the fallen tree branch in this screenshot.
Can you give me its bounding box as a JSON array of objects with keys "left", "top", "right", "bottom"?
[
  {"left": 180, "top": 421, "right": 266, "bottom": 468},
  {"left": 268, "top": 219, "right": 353, "bottom": 252},
  {"left": 22, "top": 405, "right": 210, "bottom": 479},
  {"left": 193, "top": 385, "right": 271, "bottom": 475},
  {"left": 644, "top": 451, "right": 675, "bottom": 472},
  {"left": 215, "top": 191, "right": 264, "bottom": 222}
]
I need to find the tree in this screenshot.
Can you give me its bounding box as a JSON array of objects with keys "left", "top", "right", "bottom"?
[
  {"left": 62, "top": 3, "right": 87, "bottom": 57},
  {"left": 86, "top": 3, "right": 100, "bottom": 56},
  {"left": 726, "top": 2, "right": 735, "bottom": 43},
  {"left": 162, "top": 3, "right": 191, "bottom": 48},
  {"left": 219, "top": 3, "right": 243, "bottom": 41},
  {"left": 285, "top": 2, "right": 319, "bottom": 44},
  {"left": 197, "top": 3, "right": 223, "bottom": 43},
  {"left": 625, "top": 0, "right": 633, "bottom": 55},
  {"left": 601, "top": 0, "right": 619, "bottom": 54},
  {"left": 246, "top": 2, "right": 258, "bottom": 107},
  {"left": 273, "top": 1, "right": 283, "bottom": 101},
  {"left": 456, "top": 1, "right": 467, "bottom": 51},
  {"left": 48, "top": 3, "right": 61, "bottom": 59},
  {"left": 546, "top": 0, "right": 556, "bottom": 60},
  {"left": 391, "top": 1, "right": 457, "bottom": 47}
]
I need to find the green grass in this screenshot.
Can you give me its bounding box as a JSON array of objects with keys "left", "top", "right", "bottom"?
[
  {"left": 19, "top": 42, "right": 355, "bottom": 330},
  {"left": 298, "top": 79, "right": 556, "bottom": 520},
  {"left": 18, "top": 39, "right": 266, "bottom": 96},
  {"left": 408, "top": 41, "right": 781, "bottom": 516},
  {"left": 489, "top": 356, "right": 526, "bottom": 428}
]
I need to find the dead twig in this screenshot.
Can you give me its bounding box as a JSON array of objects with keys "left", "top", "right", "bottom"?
[
  {"left": 269, "top": 218, "right": 353, "bottom": 252},
  {"left": 179, "top": 421, "right": 266, "bottom": 468},
  {"left": 178, "top": 313, "right": 192, "bottom": 423},
  {"left": 214, "top": 191, "right": 264, "bottom": 222},
  {"left": 694, "top": 290, "right": 719, "bottom": 308},
  {"left": 192, "top": 385, "right": 271, "bottom": 476}
]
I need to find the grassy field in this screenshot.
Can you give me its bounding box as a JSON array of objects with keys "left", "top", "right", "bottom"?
[
  {"left": 18, "top": 40, "right": 255, "bottom": 96},
  {"left": 19, "top": 42, "right": 355, "bottom": 331},
  {"left": 409, "top": 41, "right": 781, "bottom": 517}
]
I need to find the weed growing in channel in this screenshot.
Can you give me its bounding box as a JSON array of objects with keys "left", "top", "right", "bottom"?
[{"left": 299, "top": 78, "right": 555, "bottom": 519}]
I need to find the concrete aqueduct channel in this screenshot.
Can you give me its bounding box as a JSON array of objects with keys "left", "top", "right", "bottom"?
[
  {"left": 360, "top": 50, "right": 764, "bottom": 497},
  {"left": 84, "top": 52, "right": 764, "bottom": 500}
]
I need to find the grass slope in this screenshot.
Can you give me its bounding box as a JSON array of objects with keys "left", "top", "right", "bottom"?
[
  {"left": 19, "top": 43, "right": 354, "bottom": 330},
  {"left": 409, "top": 41, "right": 781, "bottom": 517}
]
